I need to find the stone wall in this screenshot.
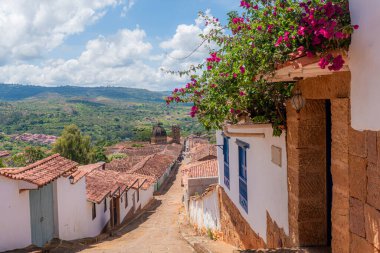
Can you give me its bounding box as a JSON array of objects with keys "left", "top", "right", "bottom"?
[
  {"left": 286, "top": 99, "right": 327, "bottom": 247},
  {"left": 218, "top": 186, "right": 266, "bottom": 249},
  {"left": 348, "top": 128, "right": 380, "bottom": 253},
  {"left": 286, "top": 71, "right": 379, "bottom": 253}
]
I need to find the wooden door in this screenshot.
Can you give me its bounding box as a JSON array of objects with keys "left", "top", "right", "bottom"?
[{"left": 29, "top": 183, "right": 55, "bottom": 247}]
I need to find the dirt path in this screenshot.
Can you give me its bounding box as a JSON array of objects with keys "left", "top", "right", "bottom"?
[{"left": 77, "top": 170, "right": 195, "bottom": 253}]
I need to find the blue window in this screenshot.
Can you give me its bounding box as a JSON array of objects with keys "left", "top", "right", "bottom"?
[
  {"left": 237, "top": 140, "right": 249, "bottom": 213},
  {"left": 223, "top": 136, "right": 230, "bottom": 189}
]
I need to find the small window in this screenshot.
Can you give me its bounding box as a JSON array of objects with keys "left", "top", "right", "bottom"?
[
  {"left": 223, "top": 135, "right": 230, "bottom": 189},
  {"left": 237, "top": 141, "right": 249, "bottom": 213},
  {"left": 104, "top": 199, "right": 107, "bottom": 212},
  {"left": 125, "top": 191, "right": 128, "bottom": 208},
  {"left": 92, "top": 203, "right": 96, "bottom": 220}
]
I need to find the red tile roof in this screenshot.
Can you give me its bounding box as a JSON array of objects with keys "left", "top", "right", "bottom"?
[
  {"left": 182, "top": 159, "right": 218, "bottom": 179},
  {"left": 85, "top": 169, "right": 155, "bottom": 204},
  {"left": 130, "top": 153, "right": 175, "bottom": 179},
  {"left": 71, "top": 162, "right": 105, "bottom": 184},
  {"left": 0, "top": 154, "right": 78, "bottom": 187},
  {"left": 0, "top": 151, "right": 10, "bottom": 158},
  {"left": 189, "top": 144, "right": 217, "bottom": 163},
  {"left": 106, "top": 156, "right": 145, "bottom": 172}
]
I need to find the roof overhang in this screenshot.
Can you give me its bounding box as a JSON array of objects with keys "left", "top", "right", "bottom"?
[{"left": 268, "top": 51, "right": 350, "bottom": 82}]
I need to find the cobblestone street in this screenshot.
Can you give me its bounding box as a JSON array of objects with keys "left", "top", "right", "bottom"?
[{"left": 77, "top": 170, "right": 195, "bottom": 253}]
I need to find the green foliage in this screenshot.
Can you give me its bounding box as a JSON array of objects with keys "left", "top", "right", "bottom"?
[
  {"left": 53, "top": 125, "right": 93, "bottom": 164},
  {"left": 9, "top": 154, "right": 27, "bottom": 167},
  {"left": 107, "top": 153, "right": 128, "bottom": 161},
  {"left": 90, "top": 146, "right": 109, "bottom": 163},
  {"left": 167, "top": 0, "right": 355, "bottom": 136},
  {"left": 24, "top": 146, "right": 48, "bottom": 164},
  {"left": 0, "top": 159, "right": 5, "bottom": 168}
]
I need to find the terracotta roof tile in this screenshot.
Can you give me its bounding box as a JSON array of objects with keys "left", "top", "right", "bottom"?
[
  {"left": 106, "top": 156, "right": 145, "bottom": 173},
  {"left": 182, "top": 159, "right": 218, "bottom": 180},
  {"left": 71, "top": 162, "right": 105, "bottom": 184},
  {"left": 189, "top": 144, "right": 217, "bottom": 162},
  {"left": 0, "top": 151, "right": 10, "bottom": 158},
  {"left": 85, "top": 169, "right": 155, "bottom": 204},
  {"left": 130, "top": 153, "right": 175, "bottom": 179},
  {"left": 0, "top": 154, "right": 78, "bottom": 187}
]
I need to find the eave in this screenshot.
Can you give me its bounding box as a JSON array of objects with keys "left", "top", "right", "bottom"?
[{"left": 268, "top": 51, "right": 350, "bottom": 83}]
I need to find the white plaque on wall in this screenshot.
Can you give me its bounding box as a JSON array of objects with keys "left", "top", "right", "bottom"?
[{"left": 271, "top": 145, "right": 282, "bottom": 167}]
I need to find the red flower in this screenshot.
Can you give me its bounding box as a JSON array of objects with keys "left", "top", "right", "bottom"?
[{"left": 239, "top": 66, "right": 245, "bottom": 74}]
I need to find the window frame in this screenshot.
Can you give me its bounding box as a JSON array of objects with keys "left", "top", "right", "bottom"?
[
  {"left": 237, "top": 139, "right": 249, "bottom": 213},
  {"left": 223, "top": 135, "right": 230, "bottom": 189},
  {"left": 104, "top": 199, "right": 107, "bottom": 213}
]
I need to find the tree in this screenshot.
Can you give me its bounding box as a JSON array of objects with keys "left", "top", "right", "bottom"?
[
  {"left": 24, "top": 146, "right": 47, "bottom": 164},
  {"left": 53, "top": 124, "right": 93, "bottom": 164}
]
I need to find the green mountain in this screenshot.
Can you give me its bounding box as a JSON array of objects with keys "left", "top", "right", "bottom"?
[{"left": 0, "top": 83, "right": 168, "bottom": 102}]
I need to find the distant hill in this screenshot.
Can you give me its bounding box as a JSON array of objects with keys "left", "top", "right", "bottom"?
[{"left": 0, "top": 84, "right": 168, "bottom": 102}]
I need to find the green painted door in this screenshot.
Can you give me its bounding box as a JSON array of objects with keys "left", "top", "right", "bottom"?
[{"left": 29, "top": 183, "right": 55, "bottom": 247}]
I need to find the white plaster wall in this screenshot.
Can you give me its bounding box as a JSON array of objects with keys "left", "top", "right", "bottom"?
[
  {"left": 55, "top": 177, "right": 110, "bottom": 240},
  {"left": 120, "top": 189, "right": 134, "bottom": 222},
  {"left": 189, "top": 189, "right": 220, "bottom": 231},
  {"left": 349, "top": 0, "right": 380, "bottom": 131},
  {"left": 140, "top": 185, "right": 154, "bottom": 208},
  {"left": 216, "top": 127, "right": 289, "bottom": 242},
  {"left": 0, "top": 176, "right": 32, "bottom": 252}
]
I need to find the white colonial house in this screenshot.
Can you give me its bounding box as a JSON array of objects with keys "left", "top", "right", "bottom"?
[
  {"left": 216, "top": 125, "right": 288, "bottom": 243},
  {"left": 0, "top": 155, "right": 155, "bottom": 252}
]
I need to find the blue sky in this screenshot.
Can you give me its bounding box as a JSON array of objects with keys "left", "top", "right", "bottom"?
[{"left": 0, "top": 0, "right": 240, "bottom": 90}]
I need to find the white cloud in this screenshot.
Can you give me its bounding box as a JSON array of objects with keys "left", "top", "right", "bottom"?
[
  {"left": 0, "top": 0, "right": 124, "bottom": 63},
  {"left": 0, "top": 28, "right": 178, "bottom": 90},
  {"left": 159, "top": 10, "right": 218, "bottom": 73},
  {"left": 121, "top": 0, "right": 135, "bottom": 17},
  {"left": 0, "top": 8, "right": 218, "bottom": 91}
]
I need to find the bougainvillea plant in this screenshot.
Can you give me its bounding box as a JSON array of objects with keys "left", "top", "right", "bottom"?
[{"left": 166, "top": 0, "right": 358, "bottom": 136}]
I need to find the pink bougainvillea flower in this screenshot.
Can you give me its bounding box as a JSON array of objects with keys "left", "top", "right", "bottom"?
[
  {"left": 257, "top": 25, "right": 262, "bottom": 31},
  {"left": 240, "top": 66, "right": 246, "bottom": 74},
  {"left": 306, "top": 51, "right": 314, "bottom": 58},
  {"left": 253, "top": 5, "right": 259, "bottom": 10},
  {"left": 230, "top": 108, "right": 235, "bottom": 114},
  {"left": 329, "top": 55, "right": 345, "bottom": 71},
  {"left": 353, "top": 25, "right": 359, "bottom": 30},
  {"left": 207, "top": 65, "right": 213, "bottom": 71},
  {"left": 239, "top": 91, "right": 246, "bottom": 96},
  {"left": 275, "top": 36, "right": 283, "bottom": 47},
  {"left": 233, "top": 73, "right": 238, "bottom": 78}
]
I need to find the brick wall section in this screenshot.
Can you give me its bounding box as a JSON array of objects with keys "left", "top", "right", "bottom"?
[
  {"left": 286, "top": 99, "right": 327, "bottom": 247},
  {"left": 217, "top": 186, "right": 266, "bottom": 249},
  {"left": 348, "top": 128, "right": 380, "bottom": 253}
]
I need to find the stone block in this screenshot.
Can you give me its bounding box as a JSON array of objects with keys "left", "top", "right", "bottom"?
[
  {"left": 367, "top": 162, "right": 380, "bottom": 210},
  {"left": 332, "top": 189, "right": 349, "bottom": 216},
  {"left": 351, "top": 233, "right": 379, "bottom": 253},
  {"left": 332, "top": 226, "right": 349, "bottom": 253},
  {"left": 349, "top": 128, "right": 367, "bottom": 158},
  {"left": 331, "top": 98, "right": 350, "bottom": 124},
  {"left": 364, "top": 204, "right": 380, "bottom": 250},
  {"left": 331, "top": 160, "right": 349, "bottom": 194},
  {"left": 349, "top": 155, "right": 367, "bottom": 201},
  {"left": 299, "top": 73, "right": 350, "bottom": 99},
  {"left": 368, "top": 131, "right": 378, "bottom": 164},
  {"left": 349, "top": 197, "right": 365, "bottom": 237}
]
